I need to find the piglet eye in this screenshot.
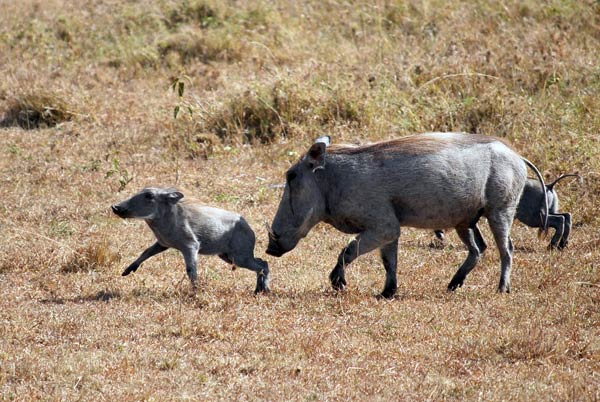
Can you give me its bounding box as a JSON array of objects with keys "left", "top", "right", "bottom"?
[{"left": 145, "top": 193, "right": 154, "bottom": 200}]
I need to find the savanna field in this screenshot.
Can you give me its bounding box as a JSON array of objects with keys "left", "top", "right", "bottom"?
[{"left": 1, "top": 0, "right": 599, "bottom": 400}]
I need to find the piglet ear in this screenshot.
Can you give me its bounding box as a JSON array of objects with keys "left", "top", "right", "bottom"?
[
  {"left": 305, "top": 142, "right": 326, "bottom": 171},
  {"left": 166, "top": 191, "right": 184, "bottom": 204}
]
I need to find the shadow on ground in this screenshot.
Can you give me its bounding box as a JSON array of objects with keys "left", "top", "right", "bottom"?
[{"left": 40, "top": 290, "right": 121, "bottom": 304}]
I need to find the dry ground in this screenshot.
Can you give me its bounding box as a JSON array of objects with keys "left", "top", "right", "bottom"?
[{"left": 1, "top": 0, "right": 599, "bottom": 400}]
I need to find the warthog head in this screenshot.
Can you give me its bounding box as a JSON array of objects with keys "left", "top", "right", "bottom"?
[
  {"left": 266, "top": 140, "right": 330, "bottom": 257},
  {"left": 111, "top": 187, "right": 184, "bottom": 220}
]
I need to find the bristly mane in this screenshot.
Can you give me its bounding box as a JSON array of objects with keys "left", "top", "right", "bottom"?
[{"left": 326, "top": 133, "right": 510, "bottom": 156}]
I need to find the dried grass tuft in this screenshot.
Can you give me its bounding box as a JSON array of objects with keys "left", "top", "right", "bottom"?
[
  {"left": 205, "top": 79, "right": 366, "bottom": 143},
  {"left": 164, "top": 0, "right": 220, "bottom": 30},
  {"left": 60, "top": 238, "right": 120, "bottom": 274},
  {"left": 1, "top": 91, "right": 76, "bottom": 129},
  {"left": 157, "top": 26, "right": 243, "bottom": 64}
]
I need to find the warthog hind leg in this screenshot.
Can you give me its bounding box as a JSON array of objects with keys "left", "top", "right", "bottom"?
[
  {"left": 448, "top": 226, "right": 483, "bottom": 291},
  {"left": 488, "top": 213, "right": 514, "bottom": 293},
  {"left": 234, "top": 254, "right": 271, "bottom": 294}
]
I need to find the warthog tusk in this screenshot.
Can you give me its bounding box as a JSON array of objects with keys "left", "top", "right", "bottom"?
[{"left": 264, "top": 221, "right": 278, "bottom": 239}]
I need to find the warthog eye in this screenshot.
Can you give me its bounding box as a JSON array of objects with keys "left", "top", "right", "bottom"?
[{"left": 144, "top": 192, "right": 154, "bottom": 200}]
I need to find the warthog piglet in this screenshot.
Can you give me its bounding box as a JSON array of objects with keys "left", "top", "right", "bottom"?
[{"left": 112, "top": 187, "right": 270, "bottom": 294}]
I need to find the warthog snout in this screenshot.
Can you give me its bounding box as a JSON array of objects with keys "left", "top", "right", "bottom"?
[
  {"left": 266, "top": 233, "right": 295, "bottom": 257},
  {"left": 264, "top": 222, "right": 278, "bottom": 240},
  {"left": 265, "top": 222, "right": 286, "bottom": 256},
  {"left": 265, "top": 234, "right": 286, "bottom": 257},
  {"left": 111, "top": 204, "right": 128, "bottom": 218},
  {"left": 266, "top": 239, "right": 285, "bottom": 257}
]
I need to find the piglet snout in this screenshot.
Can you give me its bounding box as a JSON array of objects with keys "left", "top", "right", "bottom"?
[{"left": 111, "top": 205, "right": 126, "bottom": 217}]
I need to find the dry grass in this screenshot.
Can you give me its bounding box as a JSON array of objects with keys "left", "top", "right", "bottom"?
[
  {"left": 0, "top": 91, "right": 76, "bottom": 129},
  {"left": 1, "top": 0, "right": 599, "bottom": 400}
]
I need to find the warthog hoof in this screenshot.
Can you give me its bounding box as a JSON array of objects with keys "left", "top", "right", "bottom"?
[
  {"left": 380, "top": 287, "right": 398, "bottom": 299},
  {"left": 553, "top": 240, "right": 568, "bottom": 251},
  {"left": 498, "top": 276, "right": 510, "bottom": 293},
  {"left": 122, "top": 264, "right": 139, "bottom": 276},
  {"left": 497, "top": 281, "right": 511, "bottom": 293},
  {"left": 254, "top": 268, "right": 270, "bottom": 295},
  {"left": 447, "top": 277, "right": 464, "bottom": 292},
  {"left": 254, "top": 279, "right": 271, "bottom": 295},
  {"left": 429, "top": 238, "right": 445, "bottom": 250},
  {"left": 330, "top": 275, "right": 347, "bottom": 291},
  {"left": 254, "top": 286, "right": 271, "bottom": 295}
]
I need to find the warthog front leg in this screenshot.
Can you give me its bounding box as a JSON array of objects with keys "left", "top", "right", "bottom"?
[
  {"left": 329, "top": 248, "right": 351, "bottom": 291},
  {"left": 122, "top": 242, "right": 168, "bottom": 276},
  {"left": 181, "top": 243, "right": 200, "bottom": 290},
  {"left": 380, "top": 240, "right": 399, "bottom": 299},
  {"left": 547, "top": 213, "right": 571, "bottom": 250},
  {"left": 330, "top": 228, "right": 399, "bottom": 294},
  {"left": 557, "top": 212, "right": 571, "bottom": 250},
  {"left": 547, "top": 214, "right": 565, "bottom": 250}
]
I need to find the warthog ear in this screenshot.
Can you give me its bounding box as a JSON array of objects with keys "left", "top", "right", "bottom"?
[
  {"left": 314, "top": 135, "right": 331, "bottom": 146},
  {"left": 165, "top": 191, "right": 184, "bottom": 204},
  {"left": 306, "top": 142, "right": 326, "bottom": 172}
]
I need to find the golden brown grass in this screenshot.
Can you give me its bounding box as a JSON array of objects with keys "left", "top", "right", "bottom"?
[{"left": 1, "top": 0, "right": 599, "bottom": 400}]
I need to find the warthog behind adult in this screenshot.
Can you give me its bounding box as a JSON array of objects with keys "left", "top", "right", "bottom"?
[
  {"left": 516, "top": 173, "right": 578, "bottom": 249},
  {"left": 112, "top": 187, "right": 270, "bottom": 294},
  {"left": 434, "top": 173, "right": 579, "bottom": 250},
  {"left": 266, "top": 133, "right": 547, "bottom": 298}
]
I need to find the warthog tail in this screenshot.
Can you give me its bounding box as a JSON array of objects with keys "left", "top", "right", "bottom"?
[
  {"left": 522, "top": 158, "right": 549, "bottom": 237},
  {"left": 546, "top": 173, "right": 580, "bottom": 191}
]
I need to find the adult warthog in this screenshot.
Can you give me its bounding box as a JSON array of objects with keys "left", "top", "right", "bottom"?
[{"left": 266, "top": 133, "right": 547, "bottom": 298}]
